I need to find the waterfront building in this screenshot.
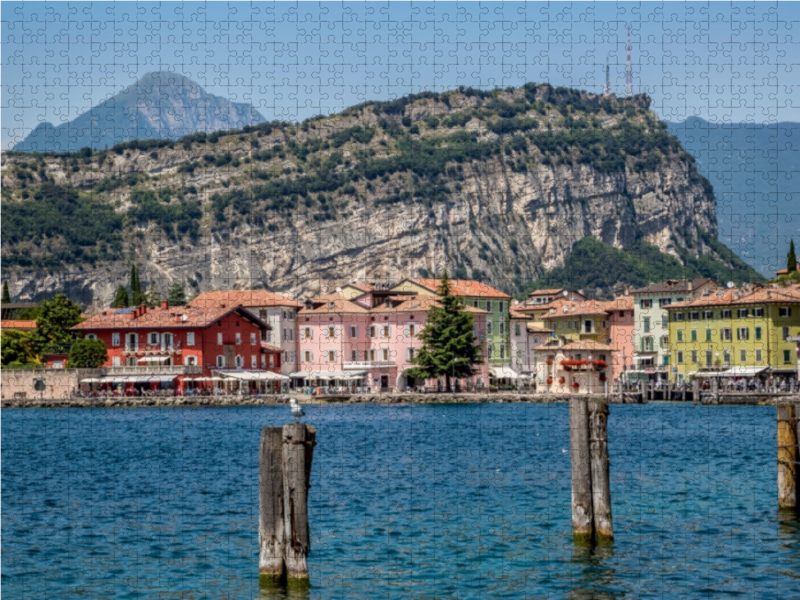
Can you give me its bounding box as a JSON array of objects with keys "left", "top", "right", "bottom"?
[
  {"left": 604, "top": 293, "right": 635, "bottom": 382},
  {"left": 189, "top": 290, "right": 303, "bottom": 376},
  {"left": 72, "top": 302, "right": 281, "bottom": 391},
  {"left": 538, "top": 298, "right": 611, "bottom": 345},
  {"left": 525, "top": 288, "right": 586, "bottom": 306},
  {"left": 294, "top": 291, "right": 489, "bottom": 391},
  {"left": 534, "top": 338, "right": 615, "bottom": 395},
  {"left": 391, "top": 278, "right": 512, "bottom": 378},
  {"left": 665, "top": 284, "right": 800, "bottom": 383},
  {"left": 509, "top": 308, "right": 553, "bottom": 383},
  {"left": 629, "top": 278, "right": 718, "bottom": 380}
]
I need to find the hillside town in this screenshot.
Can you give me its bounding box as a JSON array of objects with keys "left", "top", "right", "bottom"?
[{"left": 3, "top": 268, "right": 800, "bottom": 400}]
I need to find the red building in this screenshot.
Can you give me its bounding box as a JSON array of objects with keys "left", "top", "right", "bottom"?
[{"left": 72, "top": 302, "right": 282, "bottom": 392}]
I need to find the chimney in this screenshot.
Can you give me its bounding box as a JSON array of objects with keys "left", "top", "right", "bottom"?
[
  {"left": 130, "top": 310, "right": 137, "bottom": 319},
  {"left": 687, "top": 280, "right": 693, "bottom": 292},
  {"left": 161, "top": 300, "right": 168, "bottom": 309}
]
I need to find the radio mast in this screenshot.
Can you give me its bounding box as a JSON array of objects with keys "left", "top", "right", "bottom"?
[
  {"left": 603, "top": 64, "right": 611, "bottom": 96},
  {"left": 625, "top": 24, "right": 633, "bottom": 97}
]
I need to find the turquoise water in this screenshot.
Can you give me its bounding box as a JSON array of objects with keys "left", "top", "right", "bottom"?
[{"left": 2, "top": 403, "right": 799, "bottom": 599}]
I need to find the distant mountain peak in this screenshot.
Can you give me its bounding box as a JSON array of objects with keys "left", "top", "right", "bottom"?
[{"left": 12, "top": 71, "right": 265, "bottom": 153}]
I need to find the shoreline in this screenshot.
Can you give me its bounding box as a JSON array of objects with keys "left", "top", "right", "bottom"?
[{"left": 1, "top": 392, "right": 789, "bottom": 409}]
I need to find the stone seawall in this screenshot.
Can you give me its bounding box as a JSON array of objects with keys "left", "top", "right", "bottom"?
[{"left": 0, "top": 392, "right": 651, "bottom": 409}]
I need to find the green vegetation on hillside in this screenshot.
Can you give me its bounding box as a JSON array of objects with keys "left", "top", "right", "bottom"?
[{"left": 519, "top": 235, "right": 764, "bottom": 300}]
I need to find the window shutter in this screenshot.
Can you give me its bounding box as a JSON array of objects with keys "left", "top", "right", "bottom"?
[
  {"left": 404, "top": 324, "right": 410, "bottom": 337},
  {"left": 405, "top": 348, "right": 410, "bottom": 360}
]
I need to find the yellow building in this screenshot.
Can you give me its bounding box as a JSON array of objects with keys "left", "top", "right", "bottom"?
[
  {"left": 666, "top": 285, "right": 800, "bottom": 383},
  {"left": 536, "top": 298, "right": 611, "bottom": 345}
]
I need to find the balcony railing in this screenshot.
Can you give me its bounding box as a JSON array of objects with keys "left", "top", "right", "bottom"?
[
  {"left": 102, "top": 365, "right": 202, "bottom": 375},
  {"left": 123, "top": 344, "right": 183, "bottom": 354},
  {"left": 343, "top": 361, "right": 395, "bottom": 370}
]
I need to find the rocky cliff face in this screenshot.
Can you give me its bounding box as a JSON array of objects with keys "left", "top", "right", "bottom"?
[
  {"left": 12, "top": 71, "right": 265, "bottom": 152},
  {"left": 2, "top": 83, "right": 733, "bottom": 309}
]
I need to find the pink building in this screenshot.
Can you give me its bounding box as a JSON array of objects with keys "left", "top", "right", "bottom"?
[
  {"left": 605, "top": 294, "right": 635, "bottom": 382},
  {"left": 293, "top": 291, "right": 489, "bottom": 391}
]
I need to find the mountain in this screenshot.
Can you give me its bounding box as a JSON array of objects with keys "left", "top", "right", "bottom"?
[
  {"left": 12, "top": 71, "right": 265, "bottom": 153},
  {"left": 666, "top": 117, "right": 800, "bottom": 276},
  {"left": 1, "top": 83, "right": 763, "bottom": 308}
]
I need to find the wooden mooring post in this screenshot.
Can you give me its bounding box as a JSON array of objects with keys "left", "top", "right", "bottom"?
[
  {"left": 570, "top": 397, "right": 613, "bottom": 545},
  {"left": 776, "top": 403, "right": 797, "bottom": 510},
  {"left": 259, "top": 423, "right": 316, "bottom": 587}
]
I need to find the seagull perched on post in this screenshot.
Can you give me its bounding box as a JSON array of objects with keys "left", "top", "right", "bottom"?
[{"left": 289, "top": 397, "right": 306, "bottom": 421}]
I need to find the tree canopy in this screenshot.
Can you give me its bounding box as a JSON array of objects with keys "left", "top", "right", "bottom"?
[
  {"left": 405, "top": 271, "right": 484, "bottom": 391},
  {"left": 788, "top": 239, "right": 797, "bottom": 273},
  {"left": 112, "top": 285, "right": 129, "bottom": 308},
  {"left": 67, "top": 338, "right": 108, "bottom": 368},
  {"left": 31, "top": 293, "right": 83, "bottom": 356},
  {"left": 167, "top": 281, "right": 187, "bottom": 306},
  {"left": 2, "top": 281, "right": 10, "bottom": 303},
  {"left": 1, "top": 330, "right": 37, "bottom": 367}
]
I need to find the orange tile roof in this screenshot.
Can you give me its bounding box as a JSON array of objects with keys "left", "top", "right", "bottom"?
[
  {"left": 604, "top": 295, "right": 635, "bottom": 311},
  {"left": 776, "top": 266, "right": 800, "bottom": 275},
  {"left": 526, "top": 326, "right": 554, "bottom": 334},
  {"left": 299, "top": 297, "right": 371, "bottom": 315},
  {"left": 540, "top": 298, "right": 610, "bottom": 318},
  {"left": 668, "top": 286, "right": 800, "bottom": 309},
  {"left": 1, "top": 320, "right": 37, "bottom": 331},
  {"left": 189, "top": 290, "right": 303, "bottom": 309},
  {"left": 343, "top": 282, "right": 378, "bottom": 292},
  {"left": 73, "top": 305, "right": 270, "bottom": 330},
  {"left": 404, "top": 278, "right": 512, "bottom": 299},
  {"left": 527, "top": 288, "right": 564, "bottom": 296},
  {"left": 260, "top": 342, "right": 283, "bottom": 353}
]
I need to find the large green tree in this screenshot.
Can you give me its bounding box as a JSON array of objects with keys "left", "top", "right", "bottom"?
[
  {"left": 405, "top": 271, "right": 484, "bottom": 392},
  {"left": 31, "top": 293, "right": 83, "bottom": 356},
  {"left": 167, "top": 281, "right": 187, "bottom": 306},
  {"left": 130, "top": 264, "right": 147, "bottom": 306},
  {"left": 67, "top": 338, "right": 108, "bottom": 368},
  {"left": 2, "top": 281, "right": 10, "bottom": 304},
  {"left": 788, "top": 239, "right": 797, "bottom": 273},
  {"left": 112, "top": 285, "right": 129, "bottom": 308},
  {"left": 1, "top": 330, "right": 36, "bottom": 367}
]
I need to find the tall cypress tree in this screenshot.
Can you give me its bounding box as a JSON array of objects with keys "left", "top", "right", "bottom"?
[
  {"left": 129, "top": 265, "right": 146, "bottom": 306},
  {"left": 788, "top": 239, "right": 797, "bottom": 273},
  {"left": 405, "top": 271, "right": 484, "bottom": 392},
  {"left": 2, "top": 281, "right": 10, "bottom": 304}
]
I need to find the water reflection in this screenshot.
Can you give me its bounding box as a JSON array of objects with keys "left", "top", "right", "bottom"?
[
  {"left": 259, "top": 583, "right": 311, "bottom": 600},
  {"left": 567, "top": 545, "right": 622, "bottom": 600}
]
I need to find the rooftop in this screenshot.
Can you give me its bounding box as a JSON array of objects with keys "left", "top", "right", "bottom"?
[
  {"left": 397, "top": 278, "right": 512, "bottom": 299},
  {"left": 667, "top": 285, "right": 800, "bottom": 309},
  {"left": 1, "top": 319, "right": 37, "bottom": 330},
  {"left": 73, "top": 305, "right": 271, "bottom": 330},
  {"left": 189, "top": 290, "right": 303, "bottom": 309},
  {"left": 629, "top": 278, "right": 717, "bottom": 295}
]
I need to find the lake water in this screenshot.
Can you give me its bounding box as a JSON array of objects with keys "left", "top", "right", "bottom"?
[{"left": 3, "top": 403, "right": 800, "bottom": 599}]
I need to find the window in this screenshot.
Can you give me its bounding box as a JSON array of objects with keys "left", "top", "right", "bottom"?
[
  {"left": 662, "top": 315, "right": 669, "bottom": 328},
  {"left": 515, "top": 324, "right": 521, "bottom": 336},
  {"left": 690, "top": 329, "right": 697, "bottom": 342},
  {"left": 689, "top": 312, "right": 700, "bottom": 321},
  {"left": 488, "top": 344, "right": 494, "bottom": 359},
  {"left": 148, "top": 332, "right": 159, "bottom": 344},
  {"left": 674, "top": 312, "right": 685, "bottom": 322},
  {"left": 259, "top": 309, "right": 268, "bottom": 320},
  {"left": 643, "top": 337, "right": 654, "bottom": 352},
  {"left": 677, "top": 330, "right": 684, "bottom": 342},
  {"left": 187, "top": 332, "right": 195, "bottom": 346},
  {"left": 368, "top": 325, "right": 377, "bottom": 338},
  {"left": 737, "top": 309, "right": 748, "bottom": 319},
  {"left": 270, "top": 355, "right": 276, "bottom": 368},
  {"left": 487, "top": 322, "right": 493, "bottom": 335},
  {"left": 473, "top": 301, "right": 478, "bottom": 308},
  {"left": 691, "top": 350, "right": 698, "bottom": 363},
  {"left": 251, "top": 355, "right": 257, "bottom": 368},
  {"left": 753, "top": 308, "right": 764, "bottom": 317},
  {"left": 583, "top": 320, "right": 594, "bottom": 334},
  {"left": 499, "top": 302, "right": 505, "bottom": 313},
  {"left": 705, "top": 329, "right": 712, "bottom": 342},
  {"left": 217, "top": 332, "right": 223, "bottom": 345},
  {"left": 380, "top": 325, "right": 390, "bottom": 338},
  {"left": 755, "top": 326, "right": 762, "bottom": 340},
  {"left": 703, "top": 311, "right": 713, "bottom": 320},
  {"left": 784, "top": 350, "right": 792, "bottom": 364},
  {"left": 408, "top": 324, "right": 417, "bottom": 337},
  {"left": 111, "top": 333, "right": 120, "bottom": 346},
  {"left": 487, "top": 301, "right": 492, "bottom": 312},
  {"left": 721, "top": 328, "right": 732, "bottom": 341},
  {"left": 350, "top": 325, "right": 359, "bottom": 338},
  {"left": 659, "top": 298, "right": 671, "bottom": 307},
  {"left": 328, "top": 326, "right": 335, "bottom": 339},
  {"left": 566, "top": 321, "right": 571, "bottom": 330},
  {"left": 327, "top": 351, "right": 336, "bottom": 362},
  {"left": 643, "top": 317, "right": 650, "bottom": 333},
  {"left": 499, "top": 321, "right": 505, "bottom": 335},
  {"left": 261, "top": 355, "right": 267, "bottom": 368},
  {"left": 112, "top": 356, "right": 120, "bottom": 366},
  {"left": 382, "top": 349, "right": 389, "bottom": 361},
  {"left": 783, "top": 327, "right": 790, "bottom": 340},
  {"left": 574, "top": 320, "right": 579, "bottom": 331},
  {"left": 677, "top": 351, "right": 684, "bottom": 364},
  {"left": 52, "top": 361, "right": 64, "bottom": 369},
  {"left": 235, "top": 332, "right": 242, "bottom": 345},
  {"left": 661, "top": 335, "right": 669, "bottom": 348},
  {"left": 250, "top": 333, "right": 257, "bottom": 345},
  {"left": 705, "top": 350, "right": 713, "bottom": 367},
  {"left": 350, "top": 350, "right": 358, "bottom": 361},
  {"left": 85, "top": 334, "right": 98, "bottom": 341},
  {"left": 779, "top": 307, "right": 792, "bottom": 317},
  {"left": 755, "top": 349, "right": 763, "bottom": 362},
  {"left": 723, "top": 350, "right": 731, "bottom": 366},
  {"left": 640, "top": 299, "right": 652, "bottom": 308},
  {"left": 737, "top": 327, "right": 749, "bottom": 341},
  {"left": 721, "top": 310, "right": 732, "bottom": 319},
  {"left": 740, "top": 349, "right": 747, "bottom": 362},
  {"left": 499, "top": 344, "right": 506, "bottom": 359},
  {"left": 186, "top": 356, "right": 197, "bottom": 366},
  {"left": 602, "top": 320, "right": 609, "bottom": 329},
  {"left": 235, "top": 355, "right": 244, "bottom": 368},
  {"left": 304, "top": 351, "right": 312, "bottom": 362},
  {"left": 302, "top": 327, "right": 313, "bottom": 339},
  {"left": 216, "top": 355, "right": 225, "bottom": 367},
  {"left": 366, "top": 349, "right": 375, "bottom": 361}
]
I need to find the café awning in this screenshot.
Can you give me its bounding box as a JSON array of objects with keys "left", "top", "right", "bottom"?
[
  {"left": 138, "top": 356, "right": 170, "bottom": 363},
  {"left": 489, "top": 366, "right": 519, "bottom": 379},
  {"left": 718, "top": 366, "right": 768, "bottom": 378},
  {"left": 219, "top": 371, "right": 290, "bottom": 381}
]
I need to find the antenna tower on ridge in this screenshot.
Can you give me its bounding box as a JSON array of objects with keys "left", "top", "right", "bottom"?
[
  {"left": 625, "top": 24, "right": 633, "bottom": 97},
  {"left": 603, "top": 64, "right": 611, "bottom": 95}
]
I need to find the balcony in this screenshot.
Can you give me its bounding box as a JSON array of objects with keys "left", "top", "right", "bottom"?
[
  {"left": 102, "top": 365, "right": 202, "bottom": 375},
  {"left": 343, "top": 361, "right": 395, "bottom": 370},
  {"left": 123, "top": 344, "right": 183, "bottom": 355}
]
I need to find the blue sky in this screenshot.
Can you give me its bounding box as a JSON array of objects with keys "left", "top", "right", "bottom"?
[{"left": 3, "top": 1, "right": 799, "bottom": 149}]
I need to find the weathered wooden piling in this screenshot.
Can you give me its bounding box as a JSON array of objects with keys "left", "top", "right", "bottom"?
[
  {"left": 282, "top": 423, "right": 316, "bottom": 583},
  {"left": 569, "top": 397, "right": 594, "bottom": 544},
  {"left": 259, "top": 427, "right": 287, "bottom": 585},
  {"left": 777, "top": 403, "right": 797, "bottom": 509},
  {"left": 588, "top": 399, "right": 613, "bottom": 543}
]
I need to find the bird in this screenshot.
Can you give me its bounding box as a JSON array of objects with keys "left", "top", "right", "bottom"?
[{"left": 290, "top": 398, "right": 306, "bottom": 421}]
